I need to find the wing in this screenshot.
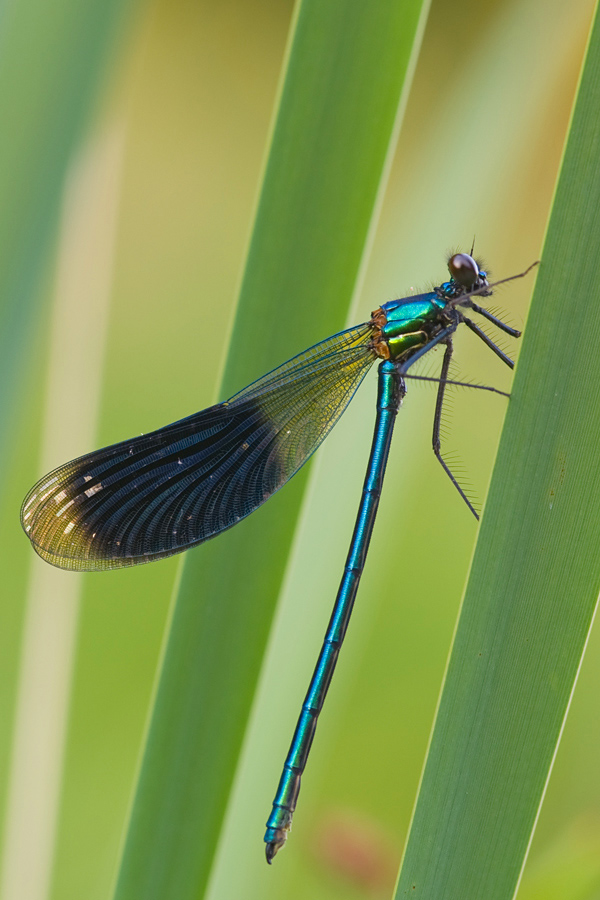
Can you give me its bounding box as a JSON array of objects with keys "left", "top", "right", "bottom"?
[{"left": 21, "top": 323, "right": 376, "bottom": 571}]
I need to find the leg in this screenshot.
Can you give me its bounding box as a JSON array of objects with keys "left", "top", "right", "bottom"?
[
  {"left": 469, "top": 302, "right": 521, "bottom": 338},
  {"left": 462, "top": 316, "right": 515, "bottom": 369},
  {"left": 403, "top": 372, "right": 509, "bottom": 397},
  {"left": 432, "top": 341, "right": 479, "bottom": 520}
]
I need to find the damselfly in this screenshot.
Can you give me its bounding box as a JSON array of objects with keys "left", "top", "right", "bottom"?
[{"left": 20, "top": 252, "right": 536, "bottom": 861}]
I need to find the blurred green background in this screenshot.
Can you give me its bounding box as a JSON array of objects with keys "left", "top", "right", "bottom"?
[{"left": 1, "top": 0, "right": 599, "bottom": 899}]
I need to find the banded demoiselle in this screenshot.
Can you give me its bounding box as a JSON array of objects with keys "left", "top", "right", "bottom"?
[{"left": 20, "top": 252, "right": 536, "bottom": 861}]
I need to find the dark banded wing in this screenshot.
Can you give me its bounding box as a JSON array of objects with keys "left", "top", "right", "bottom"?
[{"left": 21, "top": 323, "right": 376, "bottom": 571}]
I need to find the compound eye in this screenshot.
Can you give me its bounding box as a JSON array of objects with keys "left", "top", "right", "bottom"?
[{"left": 448, "top": 253, "right": 479, "bottom": 289}]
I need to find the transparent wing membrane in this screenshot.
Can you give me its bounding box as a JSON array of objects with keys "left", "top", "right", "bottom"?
[{"left": 21, "top": 324, "right": 375, "bottom": 571}]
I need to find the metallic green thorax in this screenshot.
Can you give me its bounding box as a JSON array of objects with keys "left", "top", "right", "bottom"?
[{"left": 371, "top": 286, "right": 456, "bottom": 362}]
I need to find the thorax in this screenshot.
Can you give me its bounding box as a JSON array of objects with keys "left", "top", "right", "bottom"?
[{"left": 370, "top": 290, "right": 451, "bottom": 362}]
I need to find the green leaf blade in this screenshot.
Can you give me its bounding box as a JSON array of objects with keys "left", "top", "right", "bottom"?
[
  {"left": 112, "top": 3, "right": 430, "bottom": 898},
  {"left": 395, "top": 5, "right": 600, "bottom": 897}
]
